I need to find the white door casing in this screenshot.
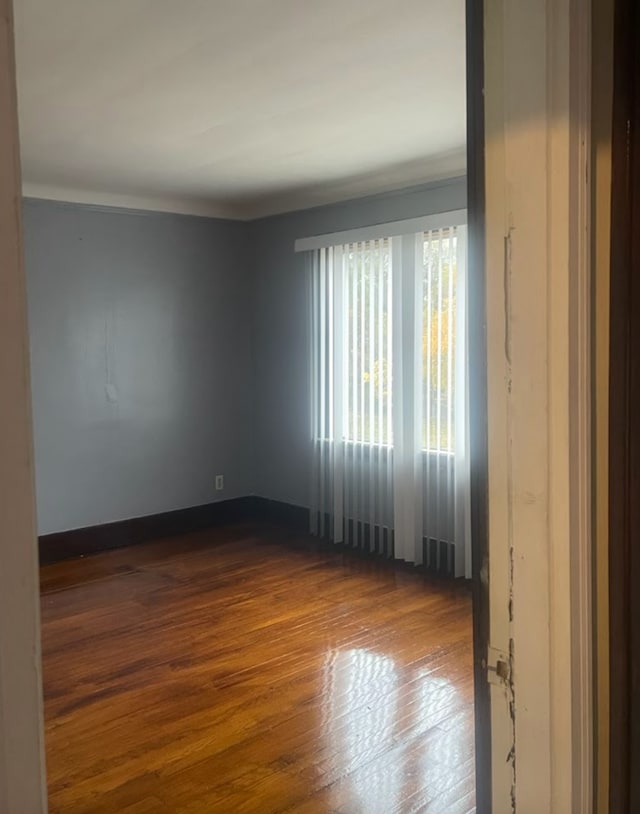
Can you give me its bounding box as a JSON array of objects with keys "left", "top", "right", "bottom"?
[
  {"left": 0, "top": 0, "right": 47, "bottom": 811},
  {"left": 483, "top": 0, "right": 592, "bottom": 812}
]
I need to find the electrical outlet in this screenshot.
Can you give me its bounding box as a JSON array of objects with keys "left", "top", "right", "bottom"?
[{"left": 215, "top": 475, "right": 224, "bottom": 491}]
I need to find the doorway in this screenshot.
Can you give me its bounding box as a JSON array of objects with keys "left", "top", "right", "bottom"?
[
  {"left": 1, "top": 1, "right": 599, "bottom": 812},
  {"left": 5, "top": 0, "right": 491, "bottom": 812}
]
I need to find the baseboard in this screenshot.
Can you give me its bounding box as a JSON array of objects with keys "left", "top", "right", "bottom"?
[
  {"left": 38, "top": 497, "right": 241, "bottom": 564},
  {"left": 38, "top": 498, "right": 455, "bottom": 579},
  {"left": 253, "top": 497, "right": 310, "bottom": 531},
  {"left": 38, "top": 497, "right": 312, "bottom": 565}
]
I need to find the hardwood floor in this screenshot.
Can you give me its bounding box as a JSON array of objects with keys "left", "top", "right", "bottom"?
[{"left": 40, "top": 523, "right": 475, "bottom": 813}]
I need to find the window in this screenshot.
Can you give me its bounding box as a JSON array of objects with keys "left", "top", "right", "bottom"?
[
  {"left": 310, "top": 227, "right": 462, "bottom": 453},
  {"left": 302, "top": 211, "right": 470, "bottom": 572}
]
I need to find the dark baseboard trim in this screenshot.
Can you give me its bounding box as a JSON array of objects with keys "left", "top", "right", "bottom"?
[
  {"left": 253, "top": 497, "right": 310, "bottom": 531},
  {"left": 38, "top": 497, "right": 459, "bottom": 583},
  {"left": 38, "top": 497, "right": 257, "bottom": 564},
  {"left": 38, "top": 496, "right": 312, "bottom": 565}
]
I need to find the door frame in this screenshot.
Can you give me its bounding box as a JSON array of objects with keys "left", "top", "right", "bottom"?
[
  {"left": 0, "top": 0, "right": 48, "bottom": 811},
  {"left": 465, "top": 1, "right": 492, "bottom": 812},
  {"left": 608, "top": 0, "right": 640, "bottom": 809},
  {"left": 481, "top": 0, "right": 594, "bottom": 810}
]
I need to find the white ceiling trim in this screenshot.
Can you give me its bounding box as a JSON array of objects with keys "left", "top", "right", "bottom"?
[
  {"left": 237, "top": 149, "right": 467, "bottom": 221},
  {"left": 22, "top": 148, "right": 467, "bottom": 223},
  {"left": 21, "top": 182, "right": 242, "bottom": 220}
]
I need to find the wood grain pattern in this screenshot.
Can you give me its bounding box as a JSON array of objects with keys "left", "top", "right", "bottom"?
[{"left": 41, "top": 523, "right": 475, "bottom": 813}]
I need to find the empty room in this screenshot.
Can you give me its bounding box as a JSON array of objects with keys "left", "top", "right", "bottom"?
[
  {"left": 12, "top": 0, "right": 477, "bottom": 811},
  {"left": 4, "top": 0, "right": 620, "bottom": 810}
]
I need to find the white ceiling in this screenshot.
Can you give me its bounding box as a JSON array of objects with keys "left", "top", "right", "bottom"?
[{"left": 13, "top": 0, "right": 466, "bottom": 220}]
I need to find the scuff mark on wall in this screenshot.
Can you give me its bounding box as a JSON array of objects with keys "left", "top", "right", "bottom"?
[{"left": 103, "top": 309, "right": 120, "bottom": 416}]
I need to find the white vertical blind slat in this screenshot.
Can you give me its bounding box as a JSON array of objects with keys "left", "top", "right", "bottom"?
[
  {"left": 368, "top": 243, "right": 375, "bottom": 550},
  {"left": 350, "top": 243, "right": 358, "bottom": 546},
  {"left": 424, "top": 231, "right": 433, "bottom": 566},
  {"left": 386, "top": 241, "right": 394, "bottom": 556},
  {"left": 310, "top": 251, "right": 319, "bottom": 535},
  {"left": 391, "top": 236, "right": 406, "bottom": 560},
  {"left": 359, "top": 242, "right": 366, "bottom": 547},
  {"left": 435, "top": 229, "right": 446, "bottom": 570},
  {"left": 376, "top": 241, "right": 384, "bottom": 548},
  {"left": 332, "top": 246, "right": 345, "bottom": 543},
  {"left": 318, "top": 248, "right": 327, "bottom": 537},
  {"left": 343, "top": 248, "right": 351, "bottom": 546},
  {"left": 446, "top": 230, "right": 456, "bottom": 573},
  {"left": 327, "top": 247, "right": 334, "bottom": 540},
  {"left": 411, "top": 233, "right": 425, "bottom": 564}
]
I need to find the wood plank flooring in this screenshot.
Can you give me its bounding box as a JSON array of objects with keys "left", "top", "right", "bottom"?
[{"left": 40, "top": 523, "right": 475, "bottom": 813}]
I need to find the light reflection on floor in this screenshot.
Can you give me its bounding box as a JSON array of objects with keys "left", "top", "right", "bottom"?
[{"left": 323, "top": 647, "right": 472, "bottom": 812}]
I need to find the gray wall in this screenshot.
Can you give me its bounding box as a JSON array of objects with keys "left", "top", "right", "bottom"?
[
  {"left": 249, "top": 177, "right": 467, "bottom": 507},
  {"left": 24, "top": 199, "right": 253, "bottom": 535},
  {"left": 23, "top": 178, "right": 466, "bottom": 534}
]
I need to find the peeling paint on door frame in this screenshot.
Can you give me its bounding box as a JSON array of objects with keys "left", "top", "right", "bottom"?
[{"left": 483, "top": 0, "right": 593, "bottom": 811}]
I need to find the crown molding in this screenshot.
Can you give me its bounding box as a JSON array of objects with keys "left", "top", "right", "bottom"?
[
  {"left": 235, "top": 148, "right": 468, "bottom": 220},
  {"left": 22, "top": 148, "right": 467, "bottom": 222},
  {"left": 21, "top": 182, "right": 243, "bottom": 220}
]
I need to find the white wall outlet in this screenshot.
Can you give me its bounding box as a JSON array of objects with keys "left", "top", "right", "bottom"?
[{"left": 215, "top": 475, "right": 224, "bottom": 491}]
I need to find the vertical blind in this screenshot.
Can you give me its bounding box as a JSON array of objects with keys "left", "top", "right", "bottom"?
[{"left": 308, "top": 221, "right": 470, "bottom": 577}]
